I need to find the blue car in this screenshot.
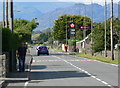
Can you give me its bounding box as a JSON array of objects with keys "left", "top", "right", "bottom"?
[{"left": 37, "top": 46, "right": 49, "bottom": 56}]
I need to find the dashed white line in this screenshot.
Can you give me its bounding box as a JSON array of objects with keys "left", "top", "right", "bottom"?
[{"left": 53, "top": 56, "right": 114, "bottom": 88}]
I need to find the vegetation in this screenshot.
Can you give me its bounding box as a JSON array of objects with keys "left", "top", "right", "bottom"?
[
  {"left": 33, "top": 28, "right": 53, "bottom": 45},
  {"left": 52, "top": 14, "right": 91, "bottom": 43},
  {"left": 2, "top": 28, "right": 20, "bottom": 52},
  {"left": 75, "top": 53, "right": 118, "bottom": 64},
  {"left": 92, "top": 18, "right": 119, "bottom": 53},
  {"left": 14, "top": 18, "right": 39, "bottom": 42},
  {"left": 1, "top": 18, "right": 39, "bottom": 52}
]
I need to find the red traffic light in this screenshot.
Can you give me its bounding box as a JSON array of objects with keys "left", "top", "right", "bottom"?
[{"left": 70, "top": 23, "right": 75, "bottom": 28}]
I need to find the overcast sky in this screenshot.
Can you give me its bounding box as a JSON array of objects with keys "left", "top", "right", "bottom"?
[{"left": 0, "top": 0, "right": 120, "bottom": 5}]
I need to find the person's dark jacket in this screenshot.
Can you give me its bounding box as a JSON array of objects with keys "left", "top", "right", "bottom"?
[{"left": 18, "top": 47, "right": 27, "bottom": 57}]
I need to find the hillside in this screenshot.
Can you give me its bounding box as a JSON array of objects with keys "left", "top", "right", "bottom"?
[{"left": 35, "top": 3, "right": 118, "bottom": 31}]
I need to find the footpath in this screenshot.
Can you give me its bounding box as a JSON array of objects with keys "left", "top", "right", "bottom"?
[{"left": 0, "top": 53, "right": 33, "bottom": 88}]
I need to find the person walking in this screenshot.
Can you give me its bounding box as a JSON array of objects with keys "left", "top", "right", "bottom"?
[
  {"left": 65, "top": 44, "right": 68, "bottom": 52},
  {"left": 17, "top": 42, "right": 27, "bottom": 72}
]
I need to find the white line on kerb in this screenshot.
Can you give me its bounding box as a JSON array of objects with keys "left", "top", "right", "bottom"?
[{"left": 53, "top": 56, "right": 114, "bottom": 88}]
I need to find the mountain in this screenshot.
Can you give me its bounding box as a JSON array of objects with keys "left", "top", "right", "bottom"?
[
  {"left": 20, "top": 2, "right": 75, "bottom": 13},
  {"left": 35, "top": 3, "right": 118, "bottom": 31},
  {"left": 0, "top": 2, "right": 75, "bottom": 21}
]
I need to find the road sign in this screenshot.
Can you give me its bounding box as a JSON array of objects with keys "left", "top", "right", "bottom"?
[
  {"left": 70, "top": 23, "right": 75, "bottom": 28},
  {"left": 70, "top": 28, "right": 76, "bottom": 37},
  {"left": 80, "top": 26, "right": 90, "bottom": 29},
  {"left": 71, "top": 28, "right": 75, "bottom": 32},
  {"left": 71, "top": 32, "right": 75, "bottom": 34}
]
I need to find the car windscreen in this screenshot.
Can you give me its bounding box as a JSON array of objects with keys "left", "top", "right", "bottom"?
[{"left": 39, "top": 47, "right": 47, "bottom": 49}]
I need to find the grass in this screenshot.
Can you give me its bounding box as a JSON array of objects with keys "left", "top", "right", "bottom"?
[
  {"left": 75, "top": 53, "right": 119, "bottom": 64},
  {"left": 54, "top": 49, "right": 63, "bottom": 52}
]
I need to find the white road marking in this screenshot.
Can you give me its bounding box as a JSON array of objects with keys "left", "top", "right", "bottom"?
[
  {"left": 69, "top": 55, "right": 118, "bottom": 67},
  {"left": 33, "top": 59, "right": 96, "bottom": 62},
  {"left": 53, "top": 56, "right": 114, "bottom": 88},
  {"left": 24, "top": 81, "right": 29, "bottom": 88}
]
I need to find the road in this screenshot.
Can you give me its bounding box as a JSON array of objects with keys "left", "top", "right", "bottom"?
[{"left": 3, "top": 46, "right": 118, "bottom": 88}]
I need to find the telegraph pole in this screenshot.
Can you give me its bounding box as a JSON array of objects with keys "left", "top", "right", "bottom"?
[
  {"left": 10, "top": 0, "right": 14, "bottom": 32},
  {"left": 65, "top": 15, "right": 68, "bottom": 45},
  {"left": 110, "top": 0, "right": 114, "bottom": 60},
  {"left": 91, "top": 0, "right": 94, "bottom": 56},
  {"left": 2, "top": 0, "right": 5, "bottom": 28},
  {"left": 83, "top": 5, "right": 86, "bottom": 38},
  {"left": 6, "top": 0, "right": 9, "bottom": 28},
  {"left": 10, "top": 0, "right": 16, "bottom": 72},
  {"left": 104, "top": 0, "right": 107, "bottom": 57}
]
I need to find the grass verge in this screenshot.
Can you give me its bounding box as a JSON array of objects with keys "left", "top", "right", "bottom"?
[{"left": 75, "top": 53, "right": 118, "bottom": 64}]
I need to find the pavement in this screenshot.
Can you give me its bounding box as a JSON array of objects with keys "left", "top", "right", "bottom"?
[
  {"left": 0, "top": 53, "right": 32, "bottom": 88},
  {"left": 2, "top": 46, "right": 119, "bottom": 88}
]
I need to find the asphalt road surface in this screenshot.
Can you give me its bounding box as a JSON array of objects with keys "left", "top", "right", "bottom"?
[{"left": 4, "top": 46, "right": 118, "bottom": 88}]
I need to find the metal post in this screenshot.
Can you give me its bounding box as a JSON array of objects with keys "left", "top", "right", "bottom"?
[
  {"left": 104, "top": 0, "right": 107, "bottom": 57},
  {"left": 110, "top": 0, "right": 114, "bottom": 60},
  {"left": 2, "top": 0, "right": 5, "bottom": 28}
]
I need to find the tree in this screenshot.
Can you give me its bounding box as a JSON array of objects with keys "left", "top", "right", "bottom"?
[
  {"left": 52, "top": 14, "right": 91, "bottom": 43},
  {"left": 92, "top": 17, "right": 119, "bottom": 53},
  {"left": 14, "top": 19, "right": 39, "bottom": 42}
]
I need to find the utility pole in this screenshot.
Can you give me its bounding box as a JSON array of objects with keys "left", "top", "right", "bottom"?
[
  {"left": 83, "top": 5, "right": 86, "bottom": 38},
  {"left": 110, "top": 0, "right": 114, "bottom": 60},
  {"left": 10, "top": 0, "right": 16, "bottom": 72},
  {"left": 2, "top": 0, "right": 5, "bottom": 28},
  {"left": 6, "top": 0, "right": 9, "bottom": 28},
  {"left": 66, "top": 17, "right": 68, "bottom": 45},
  {"left": 91, "top": 0, "right": 94, "bottom": 56},
  {"left": 83, "top": 5, "right": 86, "bottom": 54},
  {"left": 10, "top": 0, "right": 14, "bottom": 32},
  {"left": 104, "top": 0, "right": 107, "bottom": 57}
]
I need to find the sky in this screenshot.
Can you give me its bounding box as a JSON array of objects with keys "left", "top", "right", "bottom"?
[{"left": 0, "top": 0, "right": 119, "bottom": 5}]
